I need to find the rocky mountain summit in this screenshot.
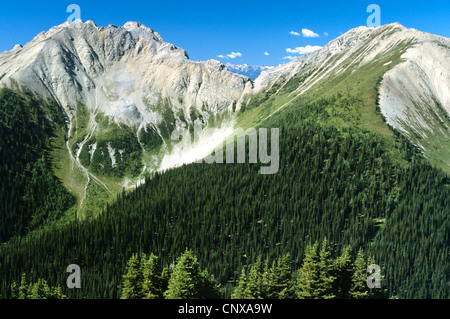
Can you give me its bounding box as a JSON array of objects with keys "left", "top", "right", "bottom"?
[{"left": 0, "top": 20, "right": 252, "bottom": 128}]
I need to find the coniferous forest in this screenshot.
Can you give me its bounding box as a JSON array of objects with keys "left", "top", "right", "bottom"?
[{"left": 0, "top": 88, "right": 449, "bottom": 299}]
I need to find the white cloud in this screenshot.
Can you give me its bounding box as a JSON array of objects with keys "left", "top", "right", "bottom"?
[
  {"left": 226, "top": 52, "right": 242, "bottom": 59},
  {"left": 264, "top": 51, "right": 270, "bottom": 56},
  {"left": 289, "top": 30, "right": 301, "bottom": 36},
  {"left": 283, "top": 56, "right": 298, "bottom": 61},
  {"left": 302, "top": 28, "right": 320, "bottom": 38},
  {"left": 286, "top": 45, "right": 322, "bottom": 55},
  {"left": 324, "top": 32, "right": 329, "bottom": 37},
  {"left": 217, "top": 52, "right": 243, "bottom": 59}
]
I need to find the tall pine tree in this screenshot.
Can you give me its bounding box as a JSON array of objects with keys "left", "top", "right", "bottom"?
[
  {"left": 121, "top": 253, "right": 144, "bottom": 299},
  {"left": 296, "top": 241, "right": 321, "bottom": 299},
  {"left": 267, "top": 254, "right": 293, "bottom": 299},
  {"left": 350, "top": 248, "right": 370, "bottom": 299},
  {"left": 164, "top": 249, "right": 220, "bottom": 299},
  {"left": 317, "top": 238, "right": 336, "bottom": 299},
  {"left": 333, "top": 245, "right": 354, "bottom": 298},
  {"left": 231, "top": 267, "right": 248, "bottom": 299},
  {"left": 141, "top": 253, "right": 164, "bottom": 299}
]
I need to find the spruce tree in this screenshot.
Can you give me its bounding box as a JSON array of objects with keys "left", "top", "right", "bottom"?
[
  {"left": 11, "top": 274, "right": 63, "bottom": 299},
  {"left": 333, "top": 245, "right": 354, "bottom": 298},
  {"left": 29, "top": 279, "right": 48, "bottom": 299},
  {"left": 267, "top": 254, "right": 293, "bottom": 299},
  {"left": 18, "top": 273, "right": 29, "bottom": 299},
  {"left": 296, "top": 241, "right": 320, "bottom": 299},
  {"left": 366, "top": 255, "right": 387, "bottom": 299},
  {"left": 160, "top": 266, "right": 171, "bottom": 295},
  {"left": 350, "top": 248, "right": 369, "bottom": 299},
  {"left": 141, "top": 253, "right": 164, "bottom": 299},
  {"left": 10, "top": 281, "right": 18, "bottom": 299},
  {"left": 232, "top": 267, "right": 248, "bottom": 299},
  {"left": 317, "top": 238, "right": 336, "bottom": 299},
  {"left": 245, "top": 256, "right": 263, "bottom": 299},
  {"left": 121, "top": 253, "right": 144, "bottom": 299},
  {"left": 164, "top": 249, "right": 219, "bottom": 299},
  {"left": 261, "top": 258, "right": 271, "bottom": 298}
]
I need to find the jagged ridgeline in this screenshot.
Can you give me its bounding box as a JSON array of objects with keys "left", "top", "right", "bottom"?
[{"left": 0, "top": 21, "right": 449, "bottom": 299}]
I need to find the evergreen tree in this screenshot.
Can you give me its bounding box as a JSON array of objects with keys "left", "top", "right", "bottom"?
[
  {"left": 164, "top": 249, "right": 219, "bottom": 299},
  {"left": 296, "top": 241, "right": 321, "bottom": 299},
  {"left": 333, "top": 245, "right": 354, "bottom": 298},
  {"left": 121, "top": 253, "right": 144, "bottom": 299},
  {"left": 260, "top": 258, "right": 271, "bottom": 298},
  {"left": 267, "top": 254, "right": 293, "bottom": 299},
  {"left": 29, "top": 279, "right": 49, "bottom": 299},
  {"left": 141, "top": 253, "right": 164, "bottom": 299},
  {"left": 317, "top": 238, "right": 336, "bottom": 299},
  {"left": 18, "top": 273, "right": 29, "bottom": 299},
  {"left": 366, "top": 255, "right": 387, "bottom": 299},
  {"left": 10, "top": 281, "right": 18, "bottom": 299},
  {"left": 350, "top": 249, "right": 369, "bottom": 299},
  {"left": 231, "top": 267, "right": 248, "bottom": 299},
  {"left": 245, "top": 256, "right": 263, "bottom": 299},
  {"left": 160, "top": 266, "right": 171, "bottom": 295},
  {"left": 198, "top": 269, "right": 221, "bottom": 299}
]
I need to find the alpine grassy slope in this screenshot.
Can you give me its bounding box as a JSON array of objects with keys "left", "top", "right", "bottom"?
[{"left": 0, "top": 22, "right": 449, "bottom": 299}]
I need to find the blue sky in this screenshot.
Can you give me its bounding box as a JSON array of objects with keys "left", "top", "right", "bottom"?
[{"left": 0, "top": 0, "right": 449, "bottom": 66}]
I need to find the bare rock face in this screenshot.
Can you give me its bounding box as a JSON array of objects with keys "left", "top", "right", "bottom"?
[
  {"left": 379, "top": 34, "right": 450, "bottom": 134},
  {"left": 0, "top": 20, "right": 253, "bottom": 127}
]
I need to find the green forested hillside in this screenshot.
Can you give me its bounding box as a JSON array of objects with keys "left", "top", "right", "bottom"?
[
  {"left": 0, "top": 88, "right": 76, "bottom": 243},
  {"left": 0, "top": 90, "right": 448, "bottom": 299}
]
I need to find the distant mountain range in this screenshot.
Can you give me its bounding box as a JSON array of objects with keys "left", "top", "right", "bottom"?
[{"left": 224, "top": 63, "right": 273, "bottom": 80}]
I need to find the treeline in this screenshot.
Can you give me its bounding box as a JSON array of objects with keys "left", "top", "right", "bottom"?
[{"left": 0, "top": 92, "right": 448, "bottom": 299}]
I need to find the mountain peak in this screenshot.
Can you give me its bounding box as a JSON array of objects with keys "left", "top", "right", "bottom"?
[
  {"left": 384, "top": 22, "right": 406, "bottom": 29},
  {"left": 122, "top": 21, "right": 155, "bottom": 33},
  {"left": 121, "top": 21, "right": 163, "bottom": 42},
  {"left": 341, "top": 22, "right": 407, "bottom": 38},
  {"left": 0, "top": 18, "right": 252, "bottom": 128},
  {"left": 123, "top": 21, "right": 145, "bottom": 29},
  {"left": 11, "top": 44, "right": 23, "bottom": 51}
]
